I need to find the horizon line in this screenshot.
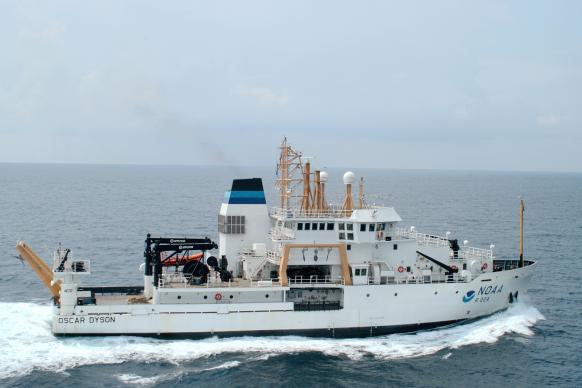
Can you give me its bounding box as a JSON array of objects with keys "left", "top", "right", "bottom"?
[{"left": 0, "top": 161, "right": 580, "bottom": 175}]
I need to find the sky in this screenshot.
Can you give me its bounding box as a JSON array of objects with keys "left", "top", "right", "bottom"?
[{"left": 1, "top": 1, "right": 581, "bottom": 172}]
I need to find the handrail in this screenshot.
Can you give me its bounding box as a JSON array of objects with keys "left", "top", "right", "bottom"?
[
  {"left": 396, "top": 228, "right": 450, "bottom": 248},
  {"left": 289, "top": 275, "right": 345, "bottom": 285},
  {"left": 269, "top": 205, "right": 383, "bottom": 220}
]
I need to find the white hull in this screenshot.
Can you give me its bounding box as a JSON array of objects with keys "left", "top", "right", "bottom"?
[{"left": 53, "top": 265, "right": 533, "bottom": 337}]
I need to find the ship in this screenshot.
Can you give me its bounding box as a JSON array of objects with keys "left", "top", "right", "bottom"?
[{"left": 16, "top": 138, "right": 535, "bottom": 337}]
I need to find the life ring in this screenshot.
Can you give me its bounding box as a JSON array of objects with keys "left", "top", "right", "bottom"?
[
  {"left": 481, "top": 262, "right": 488, "bottom": 271},
  {"left": 214, "top": 293, "right": 222, "bottom": 301},
  {"left": 397, "top": 266, "right": 405, "bottom": 273},
  {"left": 451, "top": 265, "right": 458, "bottom": 272}
]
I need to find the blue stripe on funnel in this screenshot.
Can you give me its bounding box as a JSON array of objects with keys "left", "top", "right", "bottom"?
[{"left": 223, "top": 191, "right": 266, "bottom": 204}]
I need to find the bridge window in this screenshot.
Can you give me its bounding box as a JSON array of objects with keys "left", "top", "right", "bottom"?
[
  {"left": 360, "top": 224, "right": 366, "bottom": 232},
  {"left": 312, "top": 222, "right": 318, "bottom": 230},
  {"left": 369, "top": 224, "right": 376, "bottom": 232},
  {"left": 338, "top": 223, "right": 345, "bottom": 231},
  {"left": 355, "top": 268, "right": 361, "bottom": 276},
  {"left": 378, "top": 223, "right": 386, "bottom": 231},
  {"left": 339, "top": 232, "right": 346, "bottom": 240},
  {"left": 347, "top": 233, "right": 354, "bottom": 240},
  {"left": 305, "top": 223, "right": 311, "bottom": 230},
  {"left": 347, "top": 223, "right": 354, "bottom": 231},
  {"left": 297, "top": 223, "right": 303, "bottom": 231},
  {"left": 218, "top": 215, "right": 245, "bottom": 234},
  {"left": 327, "top": 223, "right": 334, "bottom": 231},
  {"left": 319, "top": 222, "right": 325, "bottom": 230}
]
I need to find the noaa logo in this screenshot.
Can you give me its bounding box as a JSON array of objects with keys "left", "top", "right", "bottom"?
[{"left": 463, "top": 290, "right": 475, "bottom": 303}]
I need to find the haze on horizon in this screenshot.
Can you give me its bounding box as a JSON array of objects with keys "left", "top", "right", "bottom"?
[{"left": 1, "top": 1, "right": 581, "bottom": 173}]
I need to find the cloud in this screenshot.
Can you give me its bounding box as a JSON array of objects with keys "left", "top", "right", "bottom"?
[
  {"left": 234, "top": 87, "right": 289, "bottom": 105},
  {"left": 535, "top": 114, "right": 565, "bottom": 127}
]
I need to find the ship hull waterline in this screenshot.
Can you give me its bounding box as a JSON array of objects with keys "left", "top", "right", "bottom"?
[{"left": 52, "top": 264, "right": 533, "bottom": 338}]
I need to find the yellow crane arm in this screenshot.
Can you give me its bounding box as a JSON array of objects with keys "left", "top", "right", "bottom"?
[{"left": 16, "top": 241, "right": 61, "bottom": 302}]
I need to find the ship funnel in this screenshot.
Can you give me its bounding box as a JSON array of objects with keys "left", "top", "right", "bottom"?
[{"left": 218, "top": 178, "right": 270, "bottom": 277}]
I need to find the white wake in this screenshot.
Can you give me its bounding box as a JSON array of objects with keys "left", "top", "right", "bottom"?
[{"left": 0, "top": 302, "right": 544, "bottom": 380}]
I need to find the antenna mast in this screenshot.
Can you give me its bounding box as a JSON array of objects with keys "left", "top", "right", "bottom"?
[
  {"left": 358, "top": 177, "right": 365, "bottom": 209},
  {"left": 276, "top": 137, "right": 304, "bottom": 210},
  {"left": 519, "top": 199, "right": 525, "bottom": 268}
]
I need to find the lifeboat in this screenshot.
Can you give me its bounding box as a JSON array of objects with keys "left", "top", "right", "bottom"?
[{"left": 161, "top": 252, "right": 204, "bottom": 267}]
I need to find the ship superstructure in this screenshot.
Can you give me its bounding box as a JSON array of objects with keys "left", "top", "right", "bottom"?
[{"left": 16, "top": 138, "right": 535, "bottom": 337}]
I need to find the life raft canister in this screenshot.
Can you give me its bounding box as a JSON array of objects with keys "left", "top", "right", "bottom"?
[
  {"left": 214, "top": 293, "right": 222, "bottom": 301},
  {"left": 397, "top": 266, "right": 405, "bottom": 273}
]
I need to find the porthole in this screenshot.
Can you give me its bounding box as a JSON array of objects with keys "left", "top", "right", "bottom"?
[
  {"left": 455, "top": 291, "right": 459, "bottom": 294},
  {"left": 177, "top": 295, "right": 181, "bottom": 300},
  {"left": 229, "top": 295, "right": 233, "bottom": 299},
  {"left": 204, "top": 295, "right": 208, "bottom": 300},
  {"left": 366, "top": 293, "right": 370, "bottom": 298},
  {"left": 394, "top": 293, "right": 398, "bottom": 296},
  {"left": 434, "top": 291, "right": 438, "bottom": 295},
  {"left": 265, "top": 294, "right": 269, "bottom": 298}
]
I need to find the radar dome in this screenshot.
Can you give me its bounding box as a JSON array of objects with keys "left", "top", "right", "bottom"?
[
  {"left": 320, "top": 171, "right": 328, "bottom": 182},
  {"left": 343, "top": 171, "right": 355, "bottom": 185}
]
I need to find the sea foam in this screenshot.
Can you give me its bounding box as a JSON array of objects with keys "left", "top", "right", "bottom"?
[{"left": 0, "top": 302, "right": 544, "bottom": 380}]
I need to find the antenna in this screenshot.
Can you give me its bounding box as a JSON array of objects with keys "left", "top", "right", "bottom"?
[
  {"left": 358, "top": 177, "right": 365, "bottom": 209},
  {"left": 519, "top": 198, "right": 525, "bottom": 268}
]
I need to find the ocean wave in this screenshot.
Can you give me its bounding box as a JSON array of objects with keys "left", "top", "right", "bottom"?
[
  {"left": 0, "top": 302, "right": 544, "bottom": 380},
  {"left": 116, "top": 373, "right": 163, "bottom": 385}
]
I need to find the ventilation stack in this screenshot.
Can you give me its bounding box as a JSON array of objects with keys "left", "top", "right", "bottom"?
[
  {"left": 320, "top": 171, "right": 329, "bottom": 211},
  {"left": 341, "top": 171, "right": 355, "bottom": 216},
  {"left": 300, "top": 160, "right": 312, "bottom": 213},
  {"left": 313, "top": 170, "right": 321, "bottom": 214}
]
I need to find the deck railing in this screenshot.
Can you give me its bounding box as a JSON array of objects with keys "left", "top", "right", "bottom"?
[
  {"left": 269, "top": 205, "right": 382, "bottom": 220},
  {"left": 396, "top": 228, "right": 450, "bottom": 248},
  {"left": 289, "top": 275, "right": 345, "bottom": 285},
  {"left": 460, "top": 246, "right": 494, "bottom": 261}
]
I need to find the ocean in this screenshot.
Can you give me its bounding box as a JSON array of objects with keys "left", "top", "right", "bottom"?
[{"left": 0, "top": 164, "right": 580, "bottom": 387}]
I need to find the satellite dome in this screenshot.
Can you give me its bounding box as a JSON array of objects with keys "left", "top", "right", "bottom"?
[
  {"left": 343, "top": 171, "right": 355, "bottom": 185},
  {"left": 320, "top": 171, "right": 328, "bottom": 182}
]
